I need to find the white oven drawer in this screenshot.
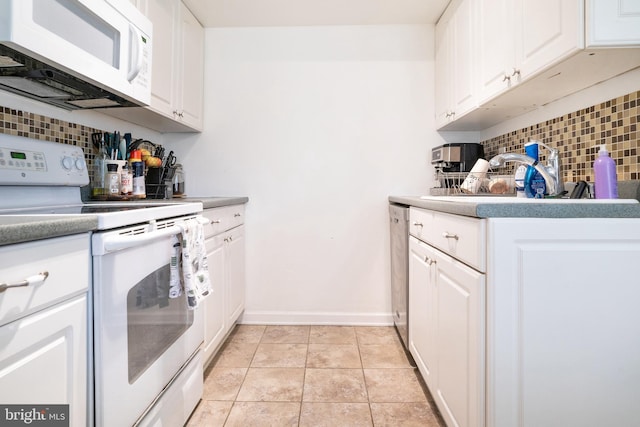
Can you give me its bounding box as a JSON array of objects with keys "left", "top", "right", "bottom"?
[
  {"left": 410, "top": 208, "right": 486, "bottom": 272},
  {"left": 202, "top": 205, "right": 245, "bottom": 238},
  {"left": 0, "top": 233, "right": 90, "bottom": 326}
]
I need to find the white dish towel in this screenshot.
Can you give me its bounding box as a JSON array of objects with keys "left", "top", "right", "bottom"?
[{"left": 169, "top": 217, "right": 211, "bottom": 309}]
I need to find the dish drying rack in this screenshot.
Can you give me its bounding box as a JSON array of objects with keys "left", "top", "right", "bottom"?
[{"left": 430, "top": 170, "right": 513, "bottom": 196}]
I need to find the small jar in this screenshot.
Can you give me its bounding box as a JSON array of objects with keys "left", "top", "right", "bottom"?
[
  {"left": 120, "top": 163, "right": 133, "bottom": 195},
  {"left": 106, "top": 163, "right": 120, "bottom": 195},
  {"left": 172, "top": 164, "right": 185, "bottom": 196}
]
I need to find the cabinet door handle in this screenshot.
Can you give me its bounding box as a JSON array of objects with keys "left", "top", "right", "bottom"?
[
  {"left": 424, "top": 256, "right": 435, "bottom": 266},
  {"left": 502, "top": 73, "right": 511, "bottom": 82},
  {"left": 413, "top": 222, "right": 423, "bottom": 227},
  {"left": 511, "top": 67, "right": 521, "bottom": 77},
  {"left": 0, "top": 271, "right": 49, "bottom": 293},
  {"left": 442, "top": 231, "right": 459, "bottom": 240}
]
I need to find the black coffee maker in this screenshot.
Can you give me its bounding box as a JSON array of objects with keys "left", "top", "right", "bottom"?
[{"left": 431, "top": 143, "right": 485, "bottom": 173}]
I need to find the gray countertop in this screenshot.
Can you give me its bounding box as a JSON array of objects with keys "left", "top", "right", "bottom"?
[
  {"left": 0, "top": 196, "right": 249, "bottom": 246},
  {"left": 0, "top": 215, "right": 99, "bottom": 246},
  {"left": 389, "top": 195, "right": 640, "bottom": 218}
]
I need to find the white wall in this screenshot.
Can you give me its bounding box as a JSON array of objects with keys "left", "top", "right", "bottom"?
[{"left": 165, "top": 25, "right": 445, "bottom": 324}]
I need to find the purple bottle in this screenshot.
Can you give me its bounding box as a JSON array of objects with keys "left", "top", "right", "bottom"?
[{"left": 593, "top": 144, "right": 618, "bottom": 199}]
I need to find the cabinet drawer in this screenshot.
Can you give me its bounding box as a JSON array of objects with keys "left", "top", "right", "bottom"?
[
  {"left": 410, "top": 208, "right": 486, "bottom": 272},
  {"left": 0, "top": 234, "right": 90, "bottom": 326},
  {"left": 202, "top": 205, "right": 245, "bottom": 238}
]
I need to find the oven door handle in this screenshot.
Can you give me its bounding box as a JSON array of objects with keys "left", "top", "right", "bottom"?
[{"left": 103, "top": 225, "right": 182, "bottom": 252}]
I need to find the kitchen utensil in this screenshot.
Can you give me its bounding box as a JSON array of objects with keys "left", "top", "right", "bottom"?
[
  {"left": 164, "top": 151, "right": 176, "bottom": 168},
  {"left": 570, "top": 181, "right": 588, "bottom": 199},
  {"left": 91, "top": 132, "right": 102, "bottom": 150}
]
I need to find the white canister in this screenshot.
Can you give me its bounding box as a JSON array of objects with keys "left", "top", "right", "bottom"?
[{"left": 460, "top": 159, "right": 490, "bottom": 194}]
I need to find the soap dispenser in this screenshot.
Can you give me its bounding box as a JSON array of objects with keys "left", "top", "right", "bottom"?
[{"left": 593, "top": 144, "right": 618, "bottom": 199}]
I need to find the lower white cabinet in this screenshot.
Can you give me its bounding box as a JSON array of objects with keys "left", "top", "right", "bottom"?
[
  {"left": 202, "top": 205, "right": 246, "bottom": 367},
  {"left": 409, "top": 207, "right": 640, "bottom": 427},
  {"left": 409, "top": 234, "right": 485, "bottom": 427},
  {"left": 0, "top": 234, "right": 89, "bottom": 427}
]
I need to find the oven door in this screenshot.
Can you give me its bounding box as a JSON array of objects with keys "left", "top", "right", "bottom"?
[{"left": 92, "top": 223, "right": 203, "bottom": 427}]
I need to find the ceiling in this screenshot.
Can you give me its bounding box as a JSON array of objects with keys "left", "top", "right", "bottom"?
[{"left": 182, "top": 0, "right": 451, "bottom": 27}]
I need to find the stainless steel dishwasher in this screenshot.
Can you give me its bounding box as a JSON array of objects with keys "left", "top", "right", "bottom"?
[{"left": 389, "top": 203, "right": 409, "bottom": 351}]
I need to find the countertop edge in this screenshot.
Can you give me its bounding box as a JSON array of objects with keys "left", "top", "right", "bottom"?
[
  {"left": 0, "top": 196, "right": 249, "bottom": 246},
  {"left": 181, "top": 196, "right": 249, "bottom": 209},
  {"left": 0, "top": 216, "right": 99, "bottom": 247},
  {"left": 389, "top": 195, "right": 640, "bottom": 218}
]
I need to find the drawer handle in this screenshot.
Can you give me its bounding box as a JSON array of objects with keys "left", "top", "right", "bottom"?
[
  {"left": 210, "top": 219, "right": 221, "bottom": 224},
  {"left": 413, "top": 222, "right": 423, "bottom": 227},
  {"left": 0, "top": 271, "right": 49, "bottom": 293},
  {"left": 424, "top": 256, "right": 436, "bottom": 266},
  {"left": 234, "top": 213, "right": 242, "bottom": 217},
  {"left": 442, "top": 231, "right": 459, "bottom": 240}
]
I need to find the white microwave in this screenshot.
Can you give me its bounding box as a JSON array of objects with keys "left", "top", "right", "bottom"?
[{"left": 0, "top": 0, "right": 152, "bottom": 110}]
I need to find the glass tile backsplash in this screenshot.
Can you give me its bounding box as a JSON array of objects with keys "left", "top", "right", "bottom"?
[
  {"left": 481, "top": 90, "right": 640, "bottom": 183},
  {"left": 0, "top": 106, "right": 103, "bottom": 169}
]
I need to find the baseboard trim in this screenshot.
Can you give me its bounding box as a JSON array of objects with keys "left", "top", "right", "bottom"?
[{"left": 238, "top": 310, "right": 394, "bottom": 326}]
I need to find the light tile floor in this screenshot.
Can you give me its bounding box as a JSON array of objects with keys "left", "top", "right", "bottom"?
[{"left": 187, "top": 325, "right": 446, "bottom": 426}]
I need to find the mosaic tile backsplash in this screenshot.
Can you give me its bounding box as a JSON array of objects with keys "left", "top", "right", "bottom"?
[
  {"left": 0, "top": 107, "right": 104, "bottom": 171},
  {"left": 1, "top": 89, "right": 639, "bottom": 183},
  {"left": 482, "top": 90, "right": 640, "bottom": 183}
]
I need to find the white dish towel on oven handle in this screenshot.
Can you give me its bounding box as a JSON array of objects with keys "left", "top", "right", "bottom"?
[{"left": 169, "top": 216, "right": 212, "bottom": 309}]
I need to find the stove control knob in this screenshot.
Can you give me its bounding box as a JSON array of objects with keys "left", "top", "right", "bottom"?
[
  {"left": 61, "top": 156, "right": 74, "bottom": 170},
  {"left": 75, "top": 157, "right": 86, "bottom": 171}
]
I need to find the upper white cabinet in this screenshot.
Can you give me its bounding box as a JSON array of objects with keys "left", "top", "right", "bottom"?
[
  {"left": 176, "top": 2, "right": 205, "bottom": 130},
  {"left": 435, "top": 0, "right": 477, "bottom": 128},
  {"left": 107, "top": 0, "right": 204, "bottom": 132},
  {"left": 587, "top": 0, "right": 640, "bottom": 46},
  {"left": 477, "top": 0, "right": 582, "bottom": 104},
  {"left": 440, "top": 0, "right": 640, "bottom": 131}
]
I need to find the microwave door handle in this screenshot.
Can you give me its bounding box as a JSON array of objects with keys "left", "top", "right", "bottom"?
[
  {"left": 103, "top": 224, "right": 181, "bottom": 252},
  {"left": 127, "top": 23, "right": 144, "bottom": 82}
]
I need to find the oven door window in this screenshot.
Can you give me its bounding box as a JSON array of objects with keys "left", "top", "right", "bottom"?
[{"left": 126, "top": 263, "right": 193, "bottom": 384}]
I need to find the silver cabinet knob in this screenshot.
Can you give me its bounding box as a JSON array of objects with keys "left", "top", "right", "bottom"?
[{"left": 442, "top": 231, "right": 459, "bottom": 240}]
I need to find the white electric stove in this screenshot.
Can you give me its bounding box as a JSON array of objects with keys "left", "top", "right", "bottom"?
[{"left": 0, "top": 134, "right": 205, "bottom": 427}]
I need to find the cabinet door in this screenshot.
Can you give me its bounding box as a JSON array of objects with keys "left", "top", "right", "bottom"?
[
  {"left": 434, "top": 14, "right": 453, "bottom": 128},
  {"left": 587, "top": 0, "right": 640, "bottom": 46},
  {"left": 0, "top": 295, "right": 87, "bottom": 427},
  {"left": 135, "top": 0, "right": 178, "bottom": 117},
  {"left": 488, "top": 219, "right": 640, "bottom": 427},
  {"left": 435, "top": 0, "right": 477, "bottom": 128},
  {"left": 203, "top": 233, "right": 226, "bottom": 367},
  {"left": 477, "top": 0, "right": 515, "bottom": 103},
  {"left": 408, "top": 236, "right": 438, "bottom": 391},
  {"left": 433, "top": 248, "right": 485, "bottom": 427},
  {"left": 451, "top": 0, "right": 477, "bottom": 117},
  {"left": 517, "top": 0, "right": 583, "bottom": 78},
  {"left": 226, "top": 225, "right": 246, "bottom": 326},
  {"left": 176, "top": 2, "right": 204, "bottom": 130}
]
